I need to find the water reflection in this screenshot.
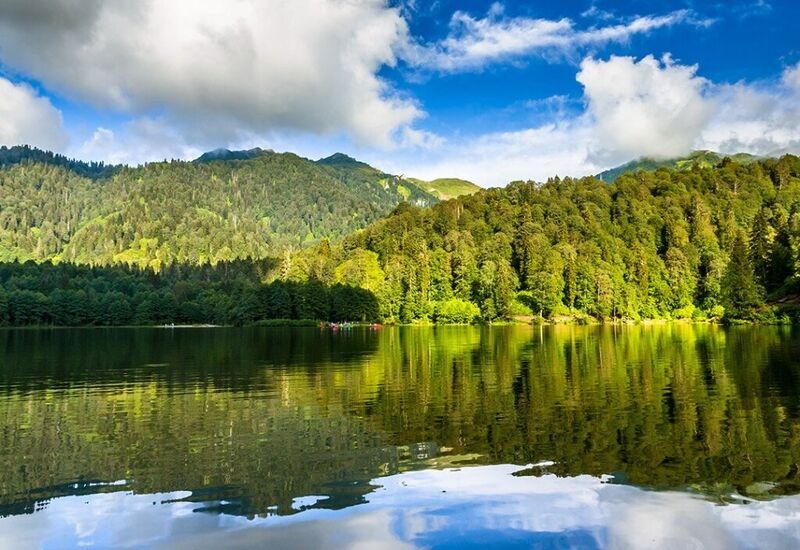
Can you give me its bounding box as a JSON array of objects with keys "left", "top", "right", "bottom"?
[
  {"left": 1, "top": 325, "right": 800, "bottom": 524},
  {"left": 2, "top": 465, "right": 800, "bottom": 549}
]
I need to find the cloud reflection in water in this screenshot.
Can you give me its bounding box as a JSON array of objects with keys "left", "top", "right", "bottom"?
[{"left": 2, "top": 465, "right": 800, "bottom": 549}]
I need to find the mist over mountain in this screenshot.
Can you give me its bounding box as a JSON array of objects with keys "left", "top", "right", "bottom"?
[{"left": 596, "top": 150, "right": 761, "bottom": 183}]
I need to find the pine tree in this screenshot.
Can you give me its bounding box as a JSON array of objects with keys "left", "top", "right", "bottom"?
[
  {"left": 721, "top": 231, "right": 763, "bottom": 320},
  {"left": 749, "top": 207, "right": 775, "bottom": 287}
]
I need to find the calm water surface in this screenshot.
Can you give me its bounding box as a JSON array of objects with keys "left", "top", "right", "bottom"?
[{"left": 1, "top": 325, "right": 800, "bottom": 548}]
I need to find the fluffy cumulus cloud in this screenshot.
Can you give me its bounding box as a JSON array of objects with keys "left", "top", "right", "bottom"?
[
  {"left": 76, "top": 119, "right": 204, "bottom": 166},
  {"left": 382, "top": 54, "right": 718, "bottom": 186},
  {"left": 0, "top": 77, "right": 68, "bottom": 150},
  {"left": 1, "top": 1, "right": 799, "bottom": 183},
  {"left": 403, "top": 6, "right": 707, "bottom": 72},
  {"left": 577, "top": 55, "right": 713, "bottom": 163},
  {"left": 0, "top": 0, "right": 418, "bottom": 148},
  {"left": 373, "top": 118, "right": 601, "bottom": 187},
  {"left": 702, "top": 62, "right": 800, "bottom": 156},
  {"left": 575, "top": 55, "right": 800, "bottom": 166},
  {"left": 389, "top": 57, "right": 800, "bottom": 187}
]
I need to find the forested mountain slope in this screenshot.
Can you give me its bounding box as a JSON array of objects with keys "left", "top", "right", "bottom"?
[
  {"left": 406, "top": 177, "right": 482, "bottom": 200},
  {"left": 315, "top": 153, "right": 439, "bottom": 207},
  {"left": 3, "top": 152, "right": 800, "bottom": 326},
  {"left": 0, "top": 145, "right": 120, "bottom": 179},
  {"left": 0, "top": 147, "right": 439, "bottom": 269},
  {"left": 280, "top": 155, "right": 800, "bottom": 323},
  {"left": 596, "top": 150, "right": 760, "bottom": 183}
]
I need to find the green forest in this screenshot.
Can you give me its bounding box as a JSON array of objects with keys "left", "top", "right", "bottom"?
[
  {"left": 1, "top": 145, "right": 800, "bottom": 325},
  {"left": 0, "top": 261, "right": 378, "bottom": 326},
  {"left": 285, "top": 154, "right": 800, "bottom": 324},
  {"left": 0, "top": 145, "right": 439, "bottom": 268}
]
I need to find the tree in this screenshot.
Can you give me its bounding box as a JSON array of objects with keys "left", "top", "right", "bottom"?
[
  {"left": 266, "top": 282, "right": 293, "bottom": 319},
  {"left": 664, "top": 247, "right": 696, "bottom": 313},
  {"left": 432, "top": 298, "right": 480, "bottom": 324},
  {"left": 493, "top": 258, "right": 519, "bottom": 319},
  {"left": 749, "top": 207, "right": 776, "bottom": 287},
  {"left": 475, "top": 260, "right": 497, "bottom": 320},
  {"left": 721, "top": 231, "right": 763, "bottom": 320}
]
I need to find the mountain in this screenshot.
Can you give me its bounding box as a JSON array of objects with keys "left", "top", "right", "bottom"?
[
  {"left": 0, "top": 146, "right": 438, "bottom": 269},
  {"left": 4, "top": 148, "right": 800, "bottom": 326},
  {"left": 194, "top": 147, "right": 271, "bottom": 163},
  {"left": 316, "top": 152, "right": 372, "bottom": 170},
  {"left": 407, "top": 177, "right": 482, "bottom": 200},
  {"left": 315, "top": 153, "right": 438, "bottom": 208},
  {"left": 0, "top": 144, "right": 120, "bottom": 179},
  {"left": 596, "top": 150, "right": 760, "bottom": 183}
]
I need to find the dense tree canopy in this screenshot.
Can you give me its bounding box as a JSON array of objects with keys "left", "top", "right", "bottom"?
[
  {"left": 283, "top": 155, "right": 800, "bottom": 323},
  {"left": 0, "top": 260, "right": 379, "bottom": 326},
  {"left": 0, "top": 148, "right": 439, "bottom": 268},
  {"left": 2, "top": 148, "right": 800, "bottom": 325}
]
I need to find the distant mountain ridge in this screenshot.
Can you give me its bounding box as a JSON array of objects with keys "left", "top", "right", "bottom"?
[
  {"left": 407, "top": 177, "right": 482, "bottom": 200},
  {"left": 316, "top": 152, "right": 372, "bottom": 169},
  {"left": 0, "top": 145, "right": 448, "bottom": 268},
  {"left": 317, "top": 154, "right": 481, "bottom": 200},
  {"left": 596, "top": 150, "right": 760, "bottom": 183},
  {"left": 0, "top": 144, "right": 120, "bottom": 179},
  {"left": 194, "top": 147, "right": 272, "bottom": 163},
  {"left": 1, "top": 143, "right": 481, "bottom": 202}
]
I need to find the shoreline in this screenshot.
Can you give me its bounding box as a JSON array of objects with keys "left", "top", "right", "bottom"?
[{"left": 1, "top": 316, "right": 798, "bottom": 330}]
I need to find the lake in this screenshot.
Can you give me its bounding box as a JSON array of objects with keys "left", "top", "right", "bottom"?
[{"left": 1, "top": 325, "right": 800, "bottom": 548}]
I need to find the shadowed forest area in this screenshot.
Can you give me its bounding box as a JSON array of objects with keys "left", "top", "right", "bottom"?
[{"left": 0, "top": 260, "right": 379, "bottom": 325}]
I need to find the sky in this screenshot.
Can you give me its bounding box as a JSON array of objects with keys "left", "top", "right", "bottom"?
[{"left": 0, "top": 0, "right": 798, "bottom": 186}]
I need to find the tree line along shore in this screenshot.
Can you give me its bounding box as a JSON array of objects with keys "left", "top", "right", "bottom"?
[{"left": 1, "top": 152, "right": 800, "bottom": 326}]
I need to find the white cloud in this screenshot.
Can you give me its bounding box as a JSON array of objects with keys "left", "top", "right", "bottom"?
[
  {"left": 403, "top": 7, "right": 706, "bottom": 72},
  {"left": 388, "top": 54, "right": 716, "bottom": 186},
  {"left": 580, "top": 5, "right": 616, "bottom": 21},
  {"left": 783, "top": 63, "right": 800, "bottom": 94},
  {"left": 75, "top": 119, "right": 203, "bottom": 166},
  {"left": 700, "top": 62, "right": 800, "bottom": 157},
  {"left": 373, "top": 117, "right": 601, "bottom": 187},
  {"left": 0, "top": 0, "right": 418, "bottom": 148},
  {"left": 577, "top": 55, "right": 713, "bottom": 162},
  {"left": 397, "top": 127, "right": 446, "bottom": 149},
  {"left": 1, "top": 1, "right": 797, "bottom": 186},
  {"left": 0, "top": 77, "right": 68, "bottom": 150},
  {"left": 376, "top": 57, "right": 800, "bottom": 187}
]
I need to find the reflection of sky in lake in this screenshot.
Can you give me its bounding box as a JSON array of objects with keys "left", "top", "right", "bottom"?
[{"left": 3, "top": 465, "right": 800, "bottom": 549}]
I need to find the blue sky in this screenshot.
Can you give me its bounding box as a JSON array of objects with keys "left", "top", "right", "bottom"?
[{"left": 0, "top": 0, "right": 798, "bottom": 186}]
